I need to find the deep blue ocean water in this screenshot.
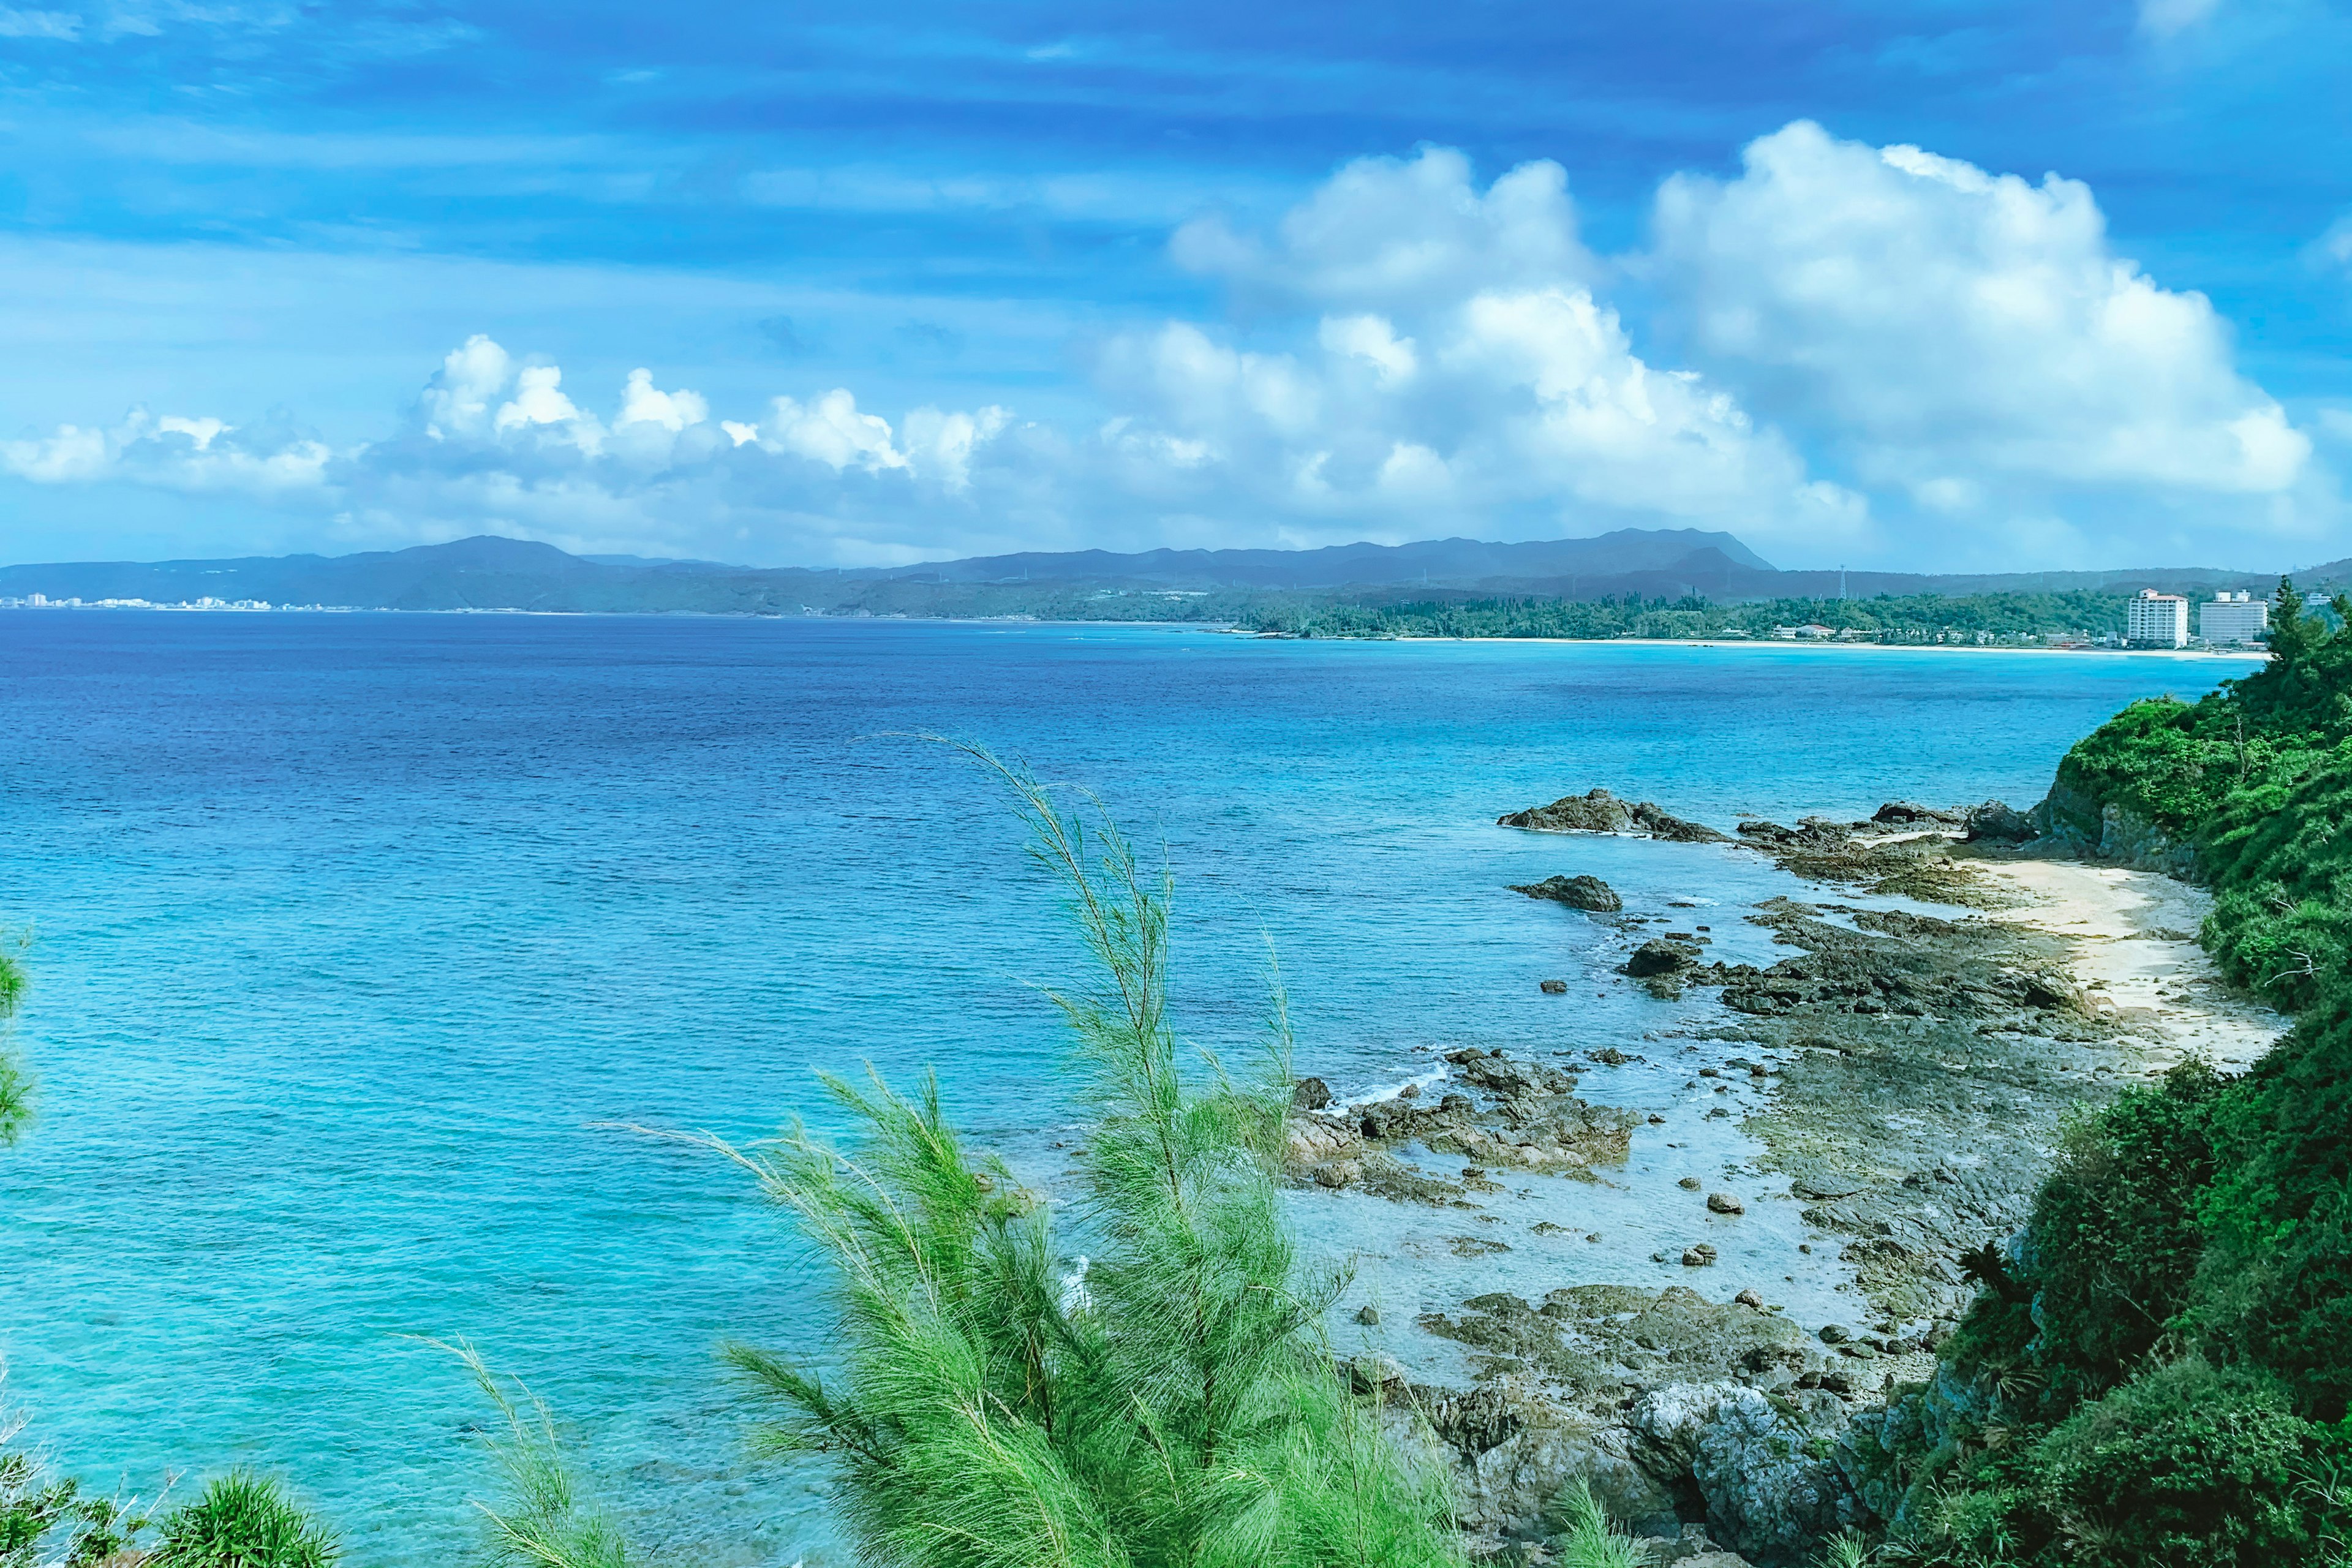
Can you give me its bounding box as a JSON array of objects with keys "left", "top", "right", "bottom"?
[{"left": 0, "top": 613, "right": 2247, "bottom": 1564}]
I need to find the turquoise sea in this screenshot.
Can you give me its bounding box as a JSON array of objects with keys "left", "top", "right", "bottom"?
[{"left": 0, "top": 613, "right": 2247, "bottom": 1564}]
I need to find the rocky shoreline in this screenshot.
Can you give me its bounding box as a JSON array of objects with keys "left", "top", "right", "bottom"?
[{"left": 1287, "top": 787, "right": 2286, "bottom": 1566}]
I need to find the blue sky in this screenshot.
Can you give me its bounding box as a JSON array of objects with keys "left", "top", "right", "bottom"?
[{"left": 2, "top": 0, "right": 2349, "bottom": 571}]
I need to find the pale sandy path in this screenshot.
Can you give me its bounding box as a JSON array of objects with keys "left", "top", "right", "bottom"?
[{"left": 1980, "top": 857, "right": 2286, "bottom": 1072}]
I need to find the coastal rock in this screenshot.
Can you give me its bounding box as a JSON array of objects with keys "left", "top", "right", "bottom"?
[
  {"left": 1630, "top": 802, "right": 1733, "bottom": 843},
  {"left": 1870, "top": 801, "right": 1964, "bottom": 828},
  {"left": 1420, "top": 1097, "right": 1638, "bottom": 1174},
  {"left": 1625, "top": 938, "right": 1703, "bottom": 978},
  {"left": 1453, "top": 1054, "right": 1577, "bottom": 1096},
  {"left": 1540, "top": 978, "right": 1569, "bottom": 994},
  {"left": 1420, "top": 1286, "right": 1822, "bottom": 1399},
  {"left": 1498, "top": 788, "right": 1730, "bottom": 843},
  {"left": 1629, "top": 1383, "right": 1861, "bottom": 1561},
  {"left": 1681, "top": 1244, "right": 1717, "bottom": 1267},
  {"left": 1499, "top": 788, "right": 1635, "bottom": 834},
  {"left": 1961, "top": 799, "right": 2036, "bottom": 843},
  {"left": 1291, "top": 1076, "right": 1333, "bottom": 1111},
  {"left": 1512, "top": 873, "right": 1624, "bottom": 912},
  {"left": 1457, "top": 1412, "right": 1679, "bottom": 1545},
  {"left": 1706, "top": 1193, "right": 1745, "bottom": 1215},
  {"left": 2035, "top": 786, "right": 2201, "bottom": 878}
]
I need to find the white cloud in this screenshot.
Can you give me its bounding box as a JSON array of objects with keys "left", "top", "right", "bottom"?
[
  {"left": 420, "top": 334, "right": 511, "bottom": 438},
  {"left": 2, "top": 409, "right": 329, "bottom": 492},
  {"left": 6, "top": 131, "right": 2334, "bottom": 571},
  {"left": 1650, "top": 121, "right": 2317, "bottom": 549},
  {"left": 1104, "top": 151, "right": 1858, "bottom": 548},
  {"left": 496, "top": 364, "right": 587, "bottom": 434},
  {"left": 2139, "top": 0, "right": 2221, "bottom": 37},
  {"left": 1174, "top": 146, "right": 1594, "bottom": 313},
  {"left": 617, "top": 368, "right": 707, "bottom": 432},
  {"left": 2, "top": 423, "right": 108, "bottom": 481},
  {"left": 0, "top": 6, "right": 79, "bottom": 38}
]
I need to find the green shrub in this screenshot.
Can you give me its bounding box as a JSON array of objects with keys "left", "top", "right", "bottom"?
[
  {"left": 2195, "top": 995, "right": 2352, "bottom": 1417},
  {"left": 2021, "top": 1062, "right": 2223, "bottom": 1403},
  {"left": 147, "top": 1472, "right": 336, "bottom": 1568},
  {"left": 2026, "top": 1360, "right": 2317, "bottom": 1566}
]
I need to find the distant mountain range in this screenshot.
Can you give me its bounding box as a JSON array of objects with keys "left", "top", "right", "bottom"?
[{"left": 2, "top": 529, "right": 2345, "bottom": 616}]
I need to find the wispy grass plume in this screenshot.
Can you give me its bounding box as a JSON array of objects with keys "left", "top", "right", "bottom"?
[{"left": 714, "top": 744, "right": 1471, "bottom": 1568}]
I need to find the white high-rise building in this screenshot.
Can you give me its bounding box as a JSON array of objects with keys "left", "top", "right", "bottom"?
[
  {"left": 2199, "top": 591, "right": 2269, "bottom": 645},
  {"left": 2127, "top": 589, "right": 2189, "bottom": 649}
]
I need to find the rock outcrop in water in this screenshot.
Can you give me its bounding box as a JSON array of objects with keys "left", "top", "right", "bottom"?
[
  {"left": 1510, "top": 873, "right": 1623, "bottom": 911},
  {"left": 1283, "top": 1046, "right": 1640, "bottom": 1193},
  {"left": 1498, "top": 788, "right": 1730, "bottom": 843}
]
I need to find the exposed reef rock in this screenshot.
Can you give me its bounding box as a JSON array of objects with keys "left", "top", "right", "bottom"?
[
  {"left": 1499, "top": 788, "right": 1730, "bottom": 843},
  {"left": 1378, "top": 785, "right": 2209, "bottom": 1564},
  {"left": 1498, "top": 788, "right": 1635, "bottom": 834},
  {"left": 1732, "top": 816, "right": 1994, "bottom": 905},
  {"left": 1283, "top": 1047, "right": 1639, "bottom": 1193},
  {"left": 1510, "top": 873, "right": 1624, "bottom": 912},
  {"left": 1403, "top": 1284, "right": 1899, "bottom": 1561},
  {"left": 1684, "top": 899, "right": 2090, "bottom": 1025},
  {"left": 1625, "top": 937, "right": 1705, "bottom": 981}
]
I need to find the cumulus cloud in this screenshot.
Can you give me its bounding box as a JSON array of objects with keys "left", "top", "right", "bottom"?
[
  {"left": 1173, "top": 146, "right": 1596, "bottom": 312},
  {"left": 1115, "top": 147, "right": 1860, "bottom": 547},
  {"left": 6, "top": 130, "right": 2332, "bottom": 569},
  {"left": 4, "top": 337, "right": 1019, "bottom": 562},
  {"left": 1651, "top": 123, "right": 2310, "bottom": 515},
  {"left": 2, "top": 407, "right": 328, "bottom": 492}
]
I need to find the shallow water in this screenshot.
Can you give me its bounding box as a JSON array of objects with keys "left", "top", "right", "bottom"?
[{"left": 0, "top": 613, "right": 2247, "bottom": 1564}]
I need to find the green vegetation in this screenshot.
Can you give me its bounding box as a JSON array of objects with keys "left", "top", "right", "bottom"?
[
  {"left": 1236, "top": 589, "right": 2133, "bottom": 644},
  {"left": 147, "top": 1473, "right": 339, "bottom": 1568},
  {"left": 1853, "top": 579, "right": 2352, "bottom": 1566},
  {"left": 714, "top": 748, "right": 1474, "bottom": 1568},
  {"left": 0, "top": 934, "right": 29, "bottom": 1147},
  {"left": 445, "top": 1341, "right": 633, "bottom": 1568}
]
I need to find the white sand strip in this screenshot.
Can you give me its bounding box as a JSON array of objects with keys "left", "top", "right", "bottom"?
[{"left": 1981, "top": 857, "right": 2286, "bottom": 1072}]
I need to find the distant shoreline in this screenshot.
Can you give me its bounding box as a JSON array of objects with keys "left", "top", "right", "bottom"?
[{"left": 0, "top": 602, "right": 2275, "bottom": 660}]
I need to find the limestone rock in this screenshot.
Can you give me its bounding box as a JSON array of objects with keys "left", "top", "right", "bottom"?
[
  {"left": 1629, "top": 1382, "right": 1861, "bottom": 1560},
  {"left": 1498, "top": 788, "right": 1636, "bottom": 833},
  {"left": 1961, "top": 799, "right": 2037, "bottom": 843},
  {"left": 1625, "top": 938, "right": 1703, "bottom": 978},
  {"left": 1511, "top": 873, "right": 1624, "bottom": 912},
  {"left": 1707, "top": 1192, "right": 1746, "bottom": 1215}
]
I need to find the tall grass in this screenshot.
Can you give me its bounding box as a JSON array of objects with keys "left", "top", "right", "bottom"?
[
  {"left": 0, "top": 935, "right": 31, "bottom": 1147},
  {"left": 147, "top": 1472, "right": 337, "bottom": 1568},
  {"left": 439, "top": 1340, "right": 633, "bottom": 1568},
  {"left": 714, "top": 746, "right": 1469, "bottom": 1568}
]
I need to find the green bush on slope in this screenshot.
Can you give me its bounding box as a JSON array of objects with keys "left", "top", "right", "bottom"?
[
  {"left": 2026, "top": 1360, "right": 2318, "bottom": 1568},
  {"left": 1884, "top": 578, "right": 2352, "bottom": 1564}
]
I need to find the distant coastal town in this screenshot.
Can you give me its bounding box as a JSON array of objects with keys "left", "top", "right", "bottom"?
[
  {"left": 0, "top": 594, "right": 350, "bottom": 612},
  {"left": 4, "top": 582, "right": 2337, "bottom": 653}
]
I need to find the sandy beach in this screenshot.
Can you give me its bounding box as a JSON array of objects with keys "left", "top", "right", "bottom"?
[{"left": 1985, "top": 856, "right": 2285, "bottom": 1072}]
